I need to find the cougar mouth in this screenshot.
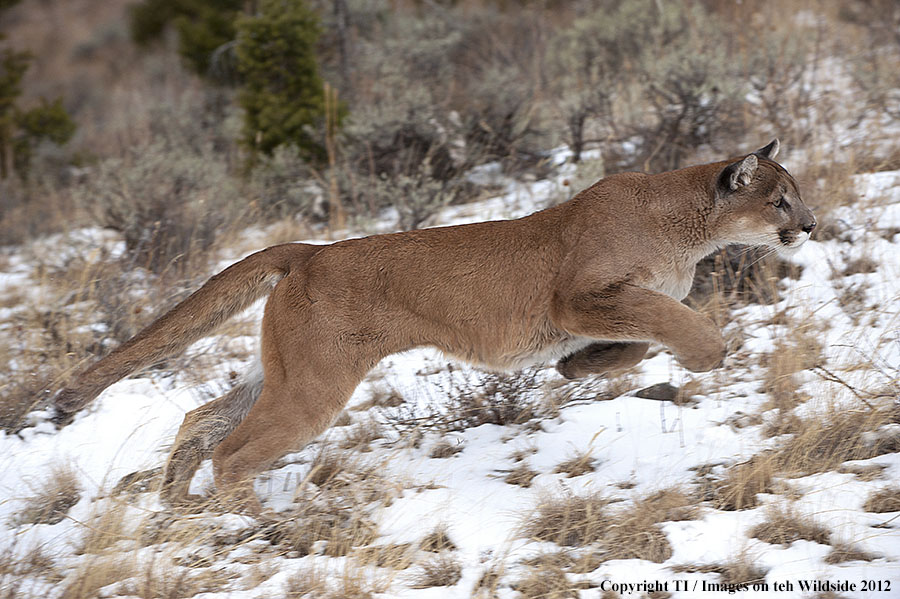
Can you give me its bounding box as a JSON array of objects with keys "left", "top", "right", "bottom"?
[{"left": 777, "top": 228, "right": 810, "bottom": 252}]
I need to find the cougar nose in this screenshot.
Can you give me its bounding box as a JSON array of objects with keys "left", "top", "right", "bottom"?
[{"left": 802, "top": 220, "right": 816, "bottom": 234}]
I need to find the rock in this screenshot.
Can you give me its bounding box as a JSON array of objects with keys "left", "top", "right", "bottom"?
[{"left": 634, "top": 382, "right": 680, "bottom": 402}]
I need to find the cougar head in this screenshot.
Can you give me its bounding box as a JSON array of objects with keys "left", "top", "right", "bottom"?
[{"left": 714, "top": 139, "right": 816, "bottom": 255}]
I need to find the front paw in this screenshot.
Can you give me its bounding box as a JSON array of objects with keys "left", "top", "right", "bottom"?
[{"left": 676, "top": 338, "right": 727, "bottom": 372}]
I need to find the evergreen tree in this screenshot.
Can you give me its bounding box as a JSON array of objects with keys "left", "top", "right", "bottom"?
[
  {"left": 235, "top": 0, "right": 330, "bottom": 160},
  {"left": 0, "top": 34, "right": 75, "bottom": 178},
  {"left": 129, "top": 0, "right": 244, "bottom": 77}
]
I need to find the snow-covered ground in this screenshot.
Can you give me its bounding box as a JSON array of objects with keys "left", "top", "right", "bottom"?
[{"left": 2, "top": 150, "right": 899, "bottom": 598}]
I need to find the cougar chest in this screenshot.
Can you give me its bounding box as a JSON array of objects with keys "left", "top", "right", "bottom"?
[{"left": 650, "top": 262, "right": 696, "bottom": 301}]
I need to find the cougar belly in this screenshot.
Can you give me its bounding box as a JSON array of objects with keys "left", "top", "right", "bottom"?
[{"left": 471, "top": 332, "right": 595, "bottom": 372}]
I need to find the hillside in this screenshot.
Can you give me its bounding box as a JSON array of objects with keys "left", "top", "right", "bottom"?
[{"left": 1, "top": 1, "right": 900, "bottom": 598}]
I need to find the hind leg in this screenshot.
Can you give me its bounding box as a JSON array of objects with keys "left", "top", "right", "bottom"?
[
  {"left": 556, "top": 341, "right": 649, "bottom": 379},
  {"left": 210, "top": 368, "right": 360, "bottom": 514},
  {"left": 162, "top": 374, "right": 264, "bottom": 507}
]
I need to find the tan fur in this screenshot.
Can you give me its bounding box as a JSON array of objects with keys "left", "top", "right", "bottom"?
[{"left": 54, "top": 140, "right": 815, "bottom": 513}]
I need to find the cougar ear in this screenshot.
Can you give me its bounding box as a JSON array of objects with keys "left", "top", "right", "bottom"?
[
  {"left": 755, "top": 138, "right": 780, "bottom": 160},
  {"left": 718, "top": 154, "right": 758, "bottom": 193}
]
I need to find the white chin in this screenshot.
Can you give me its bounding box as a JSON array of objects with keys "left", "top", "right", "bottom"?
[
  {"left": 792, "top": 231, "right": 811, "bottom": 247},
  {"left": 777, "top": 244, "right": 802, "bottom": 257}
]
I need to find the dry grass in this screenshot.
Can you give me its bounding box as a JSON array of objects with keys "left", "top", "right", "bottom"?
[
  {"left": 267, "top": 505, "right": 379, "bottom": 558},
  {"left": 285, "top": 564, "right": 386, "bottom": 599},
  {"left": 117, "top": 561, "right": 233, "bottom": 598},
  {"left": 673, "top": 550, "right": 769, "bottom": 587},
  {"left": 76, "top": 502, "right": 132, "bottom": 555},
  {"left": 553, "top": 449, "right": 597, "bottom": 478},
  {"left": 513, "top": 564, "right": 593, "bottom": 599},
  {"left": 504, "top": 463, "right": 539, "bottom": 488},
  {"left": 12, "top": 465, "right": 81, "bottom": 526},
  {"left": 420, "top": 526, "right": 457, "bottom": 553},
  {"left": 412, "top": 554, "right": 463, "bottom": 588},
  {"left": 523, "top": 487, "right": 695, "bottom": 563},
  {"left": 749, "top": 504, "right": 831, "bottom": 547},
  {"left": 760, "top": 324, "right": 823, "bottom": 431},
  {"left": 429, "top": 439, "right": 465, "bottom": 458},
  {"left": 0, "top": 545, "right": 62, "bottom": 596},
  {"left": 521, "top": 551, "right": 602, "bottom": 575},
  {"left": 472, "top": 565, "right": 503, "bottom": 598},
  {"left": 863, "top": 487, "right": 900, "bottom": 513},
  {"left": 707, "top": 402, "right": 899, "bottom": 512},
  {"left": 524, "top": 492, "right": 611, "bottom": 547},
  {"left": 705, "top": 456, "right": 775, "bottom": 511},
  {"left": 61, "top": 556, "right": 136, "bottom": 599},
  {"left": 824, "top": 542, "right": 879, "bottom": 564},
  {"left": 0, "top": 243, "right": 230, "bottom": 433},
  {"left": 838, "top": 463, "right": 886, "bottom": 481},
  {"left": 338, "top": 418, "right": 385, "bottom": 451},
  {"left": 354, "top": 543, "right": 415, "bottom": 570},
  {"left": 771, "top": 405, "right": 900, "bottom": 476}
]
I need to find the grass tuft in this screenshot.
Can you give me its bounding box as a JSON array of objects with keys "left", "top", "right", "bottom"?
[
  {"left": 863, "top": 487, "right": 900, "bottom": 513},
  {"left": 420, "top": 526, "right": 457, "bottom": 553},
  {"left": 749, "top": 504, "right": 831, "bottom": 547},
  {"left": 504, "top": 463, "right": 539, "bottom": 488},
  {"left": 13, "top": 465, "right": 81, "bottom": 526},
  {"left": 412, "top": 554, "right": 463, "bottom": 588}
]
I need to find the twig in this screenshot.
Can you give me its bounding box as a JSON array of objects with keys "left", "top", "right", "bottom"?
[{"left": 812, "top": 366, "right": 875, "bottom": 409}]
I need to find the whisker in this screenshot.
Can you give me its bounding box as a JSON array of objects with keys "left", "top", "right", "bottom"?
[{"left": 742, "top": 247, "right": 778, "bottom": 272}]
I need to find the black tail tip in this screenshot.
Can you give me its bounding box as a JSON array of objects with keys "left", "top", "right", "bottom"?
[{"left": 54, "top": 388, "right": 90, "bottom": 414}]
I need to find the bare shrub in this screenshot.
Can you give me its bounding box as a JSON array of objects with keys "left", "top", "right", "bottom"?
[
  {"left": 0, "top": 177, "right": 80, "bottom": 247},
  {"left": 248, "top": 145, "right": 325, "bottom": 220},
  {"left": 440, "top": 370, "right": 542, "bottom": 431},
  {"left": 75, "top": 139, "right": 243, "bottom": 275},
  {"left": 386, "top": 368, "right": 544, "bottom": 433},
  {"left": 742, "top": 20, "right": 817, "bottom": 143},
  {"left": 840, "top": 0, "right": 900, "bottom": 121}
]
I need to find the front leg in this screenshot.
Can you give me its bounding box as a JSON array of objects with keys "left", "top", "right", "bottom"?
[
  {"left": 556, "top": 341, "right": 650, "bottom": 379},
  {"left": 552, "top": 282, "right": 725, "bottom": 373}
]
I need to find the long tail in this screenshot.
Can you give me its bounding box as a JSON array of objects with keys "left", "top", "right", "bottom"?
[{"left": 54, "top": 243, "right": 318, "bottom": 413}]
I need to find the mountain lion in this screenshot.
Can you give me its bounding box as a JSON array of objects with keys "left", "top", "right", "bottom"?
[{"left": 55, "top": 139, "right": 816, "bottom": 513}]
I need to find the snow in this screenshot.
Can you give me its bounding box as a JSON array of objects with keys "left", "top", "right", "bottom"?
[{"left": 2, "top": 159, "right": 900, "bottom": 598}]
